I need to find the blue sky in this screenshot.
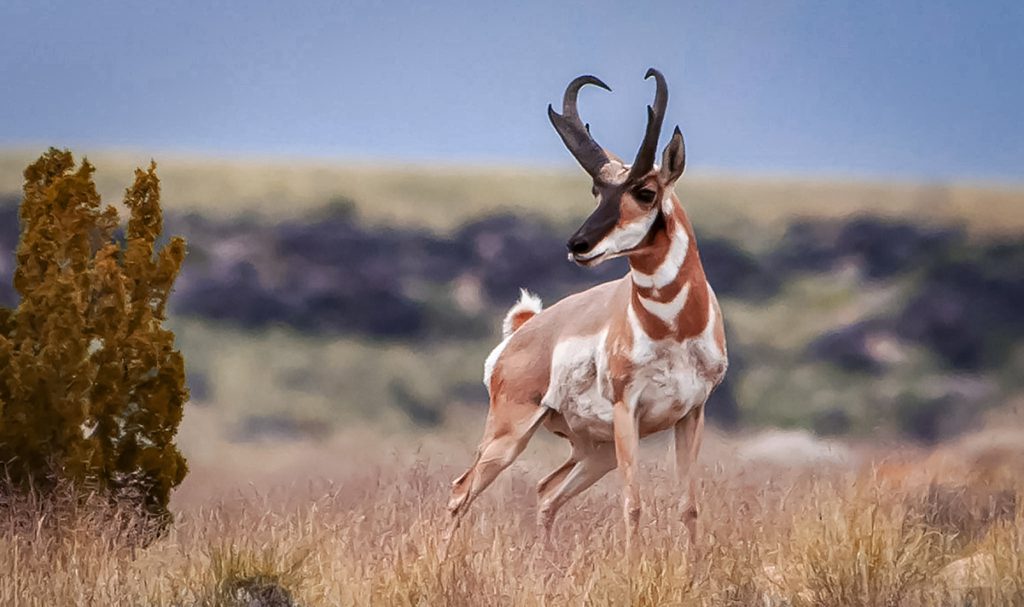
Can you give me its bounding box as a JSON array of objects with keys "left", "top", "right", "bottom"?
[{"left": 1, "top": 0, "right": 1021, "bottom": 182}]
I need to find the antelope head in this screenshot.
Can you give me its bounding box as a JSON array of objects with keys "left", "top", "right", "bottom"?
[{"left": 549, "top": 69, "right": 686, "bottom": 266}]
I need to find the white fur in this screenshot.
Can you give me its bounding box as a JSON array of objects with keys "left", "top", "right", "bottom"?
[
  {"left": 696, "top": 283, "right": 729, "bottom": 370},
  {"left": 541, "top": 330, "right": 617, "bottom": 441},
  {"left": 577, "top": 212, "right": 658, "bottom": 263},
  {"left": 627, "top": 290, "right": 727, "bottom": 433},
  {"left": 598, "top": 162, "right": 629, "bottom": 184},
  {"left": 626, "top": 302, "right": 646, "bottom": 348},
  {"left": 638, "top": 281, "right": 691, "bottom": 326},
  {"left": 557, "top": 180, "right": 724, "bottom": 440},
  {"left": 539, "top": 291, "right": 727, "bottom": 444},
  {"left": 631, "top": 215, "right": 689, "bottom": 289},
  {"left": 501, "top": 288, "right": 543, "bottom": 338},
  {"left": 484, "top": 290, "right": 544, "bottom": 393},
  {"left": 482, "top": 336, "right": 510, "bottom": 394}
]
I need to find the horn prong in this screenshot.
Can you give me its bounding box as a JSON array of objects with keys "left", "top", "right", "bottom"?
[
  {"left": 628, "top": 68, "right": 669, "bottom": 181},
  {"left": 549, "top": 75, "right": 612, "bottom": 179}
]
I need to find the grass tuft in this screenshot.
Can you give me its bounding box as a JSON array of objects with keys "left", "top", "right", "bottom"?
[{"left": 2, "top": 434, "right": 1022, "bottom": 605}]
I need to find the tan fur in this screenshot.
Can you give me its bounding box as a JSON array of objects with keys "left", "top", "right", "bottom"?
[
  {"left": 443, "top": 97, "right": 726, "bottom": 556},
  {"left": 444, "top": 188, "right": 727, "bottom": 556},
  {"left": 489, "top": 279, "right": 631, "bottom": 401},
  {"left": 501, "top": 289, "right": 542, "bottom": 338},
  {"left": 507, "top": 310, "right": 535, "bottom": 334}
]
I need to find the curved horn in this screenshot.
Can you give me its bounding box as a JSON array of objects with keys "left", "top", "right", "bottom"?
[
  {"left": 548, "top": 75, "right": 612, "bottom": 179},
  {"left": 627, "top": 68, "right": 668, "bottom": 181}
]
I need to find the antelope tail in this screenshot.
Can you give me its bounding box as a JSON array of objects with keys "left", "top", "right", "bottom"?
[{"left": 501, "top": 289, "right": 543, "bottom": 338}]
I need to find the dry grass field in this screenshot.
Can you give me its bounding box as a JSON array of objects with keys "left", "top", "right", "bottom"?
[{"left": 2, "top": 405, "right": 1023, "bottom": 606}]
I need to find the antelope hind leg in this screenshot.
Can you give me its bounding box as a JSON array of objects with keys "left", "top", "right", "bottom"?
[
  {"left": 441, "top": 402, "right": 548, "bottom": 558},
  {"left": 536, "top": 442, "right": 616, "bottom": 540}
]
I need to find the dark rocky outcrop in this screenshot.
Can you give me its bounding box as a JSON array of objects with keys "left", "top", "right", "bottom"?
[
  {"left": 169, "top": 213, "right": 432, "bottom": 337},
  {"left": 773, "top": 216, "right": 965, "bottom": 279},
  {"left": 455, "top": 214, "right": 626, "bottom": 302},
  {"left": 699, "top": 237, "right": 779, "bottom": 299},
  {"left": 897, "top": 242, "right": 1024, "bottom": 369},
  {"left": 892, "top": 376, "right": 996, "bottom": 443},
  {"left": 3, "top": 193, "right": 1023, "bottom": 436},
  {"left": 807, "top": 320, "right": 904, "bottom": 374},
  {"left": 794, "top": 219, "right": 1024, "bottom": 372},
  {"left": 812, "top": 408, "right": 852, "bottom": 436},
  {"left": 160, "top": 211, "right": 779, "bottom": 339},
  {"left": 2, "top": 199, "right": 1022, "bottom": 372}
]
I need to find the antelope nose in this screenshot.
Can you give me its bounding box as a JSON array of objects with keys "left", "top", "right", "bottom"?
[{"left": 567, "top": 236, "right": 591, "bottom": 255}]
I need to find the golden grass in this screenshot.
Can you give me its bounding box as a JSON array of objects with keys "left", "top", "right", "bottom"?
[
  {"left": 2, "top": 148, "right": 1022, "bottom": 247},
  {"left": 2, "top": 414, "right": 1023, "bottom": 606}
]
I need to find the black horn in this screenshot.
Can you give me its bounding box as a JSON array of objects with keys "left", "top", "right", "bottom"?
[
  {"left": 627, "top": 68, "right": 668, "bottom": 181},
  {"left": 548, "top": 75, "right": 612, "bottom": 179}
]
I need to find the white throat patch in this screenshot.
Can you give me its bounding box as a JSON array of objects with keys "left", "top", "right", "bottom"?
[
  {"left": 631, "top": 204, "right": 689, "bottom": 289},
  {"left": 638, "top": 281, "right": 691, "bottom": 325}
]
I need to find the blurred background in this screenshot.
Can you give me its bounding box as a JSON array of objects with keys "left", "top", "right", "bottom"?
[{"left": 1, "top": 1, "right": 1022, "bottom": 493}]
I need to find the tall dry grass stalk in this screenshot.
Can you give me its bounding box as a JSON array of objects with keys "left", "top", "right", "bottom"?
[{"left": 0, "top": 440, "right": 1021, "bottom": 607}]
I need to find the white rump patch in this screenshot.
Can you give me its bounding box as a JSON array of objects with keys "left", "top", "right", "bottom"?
[
  {"left": 484, "top": 289, "right": 544, "bottom": 394},
  {"left": 483, "top": 336, "right": 511, "bottom": 394},
  {"left": 501, "top": 288, "right": 543, "bottom": 338}
]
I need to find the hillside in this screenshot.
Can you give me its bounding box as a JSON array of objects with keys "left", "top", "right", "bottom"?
[
  {"left": 2, "top": 149, "right": 1023, "bottom": 241},
  {"left": 1, "top": 148, "right": 1022, "bottom": 445}
]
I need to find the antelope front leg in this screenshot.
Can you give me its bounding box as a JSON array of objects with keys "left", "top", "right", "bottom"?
[
  {"left": 674, "top": 405, "right": 705, "bottom": 544},
  {"left": 613, "top": 399, "right": 641, "bottom": 550}
]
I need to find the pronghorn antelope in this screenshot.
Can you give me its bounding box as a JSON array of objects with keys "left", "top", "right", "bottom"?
[{"left": 444, "top": 69, "right": 728, "bottom": 551}]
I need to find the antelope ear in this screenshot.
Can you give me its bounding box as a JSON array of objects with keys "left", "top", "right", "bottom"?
[{"left": 659, "top": 126, "right": 686, "bottom": 184}]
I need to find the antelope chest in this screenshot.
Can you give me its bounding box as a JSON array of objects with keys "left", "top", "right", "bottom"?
[
  {"left": 632, "top": 339, "right": 718, "bottom": 436},
  {"left": 541, "top": 329, "right": 725, "bottom": 443}
]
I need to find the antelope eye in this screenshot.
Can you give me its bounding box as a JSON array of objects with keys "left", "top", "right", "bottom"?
[{"left": 634, "top": 188, "right": 657, "bottom": 204}]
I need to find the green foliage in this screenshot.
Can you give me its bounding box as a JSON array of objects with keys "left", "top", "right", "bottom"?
[{"left": 0, "top": 148, "right": 188, "bottom": 525}]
